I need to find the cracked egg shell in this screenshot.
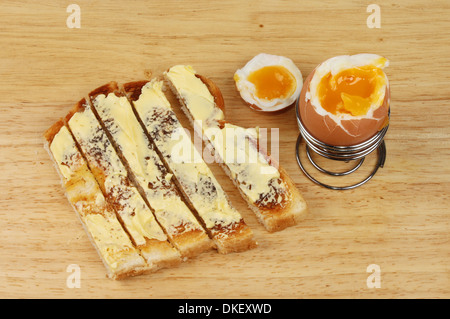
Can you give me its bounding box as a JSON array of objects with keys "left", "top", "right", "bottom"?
[{"left": 298, "top": 54, "right": 390, "bottom": 146}]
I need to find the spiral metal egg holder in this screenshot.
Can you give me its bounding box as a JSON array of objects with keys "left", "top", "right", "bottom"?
[{"left": 294, "top": 98, "right": 389, "bottom": 190}]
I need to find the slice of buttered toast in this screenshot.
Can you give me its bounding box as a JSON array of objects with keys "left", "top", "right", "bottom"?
[
  {"left": 65, "top": 99, "right": 181, "bottom": 269},
  {"left": 87, "top": 82, "right": 213, "bottom": 258},
  {"left": 123, "top": 79, "right": 257, "bottom": 254},
  {"left": 164, "top": 65, "right": 308, "bottom": 232},
  {"left": 44, "top": 120, "right": 148, "bottom": 279}
]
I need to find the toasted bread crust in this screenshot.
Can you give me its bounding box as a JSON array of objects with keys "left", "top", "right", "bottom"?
[
  {"left": 195, "top": 74, "right": 225, "bottom": 112},
  {"left": 89, "top": 81, "right": 122, "bottom": 98},
  {"left": 44, "top": 119, "right": 65, "bottom": 145},
  {"left": 123, "top": 80, "right": 149, "bottom": 102}
]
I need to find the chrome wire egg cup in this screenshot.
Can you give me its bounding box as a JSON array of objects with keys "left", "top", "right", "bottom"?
[{"left": 294, "top": 98, "right": 389, "bottom": 190}]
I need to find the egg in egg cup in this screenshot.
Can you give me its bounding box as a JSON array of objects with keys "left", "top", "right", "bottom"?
[{"left": 295, "top": 53, "right": 390, "bottom": 190}]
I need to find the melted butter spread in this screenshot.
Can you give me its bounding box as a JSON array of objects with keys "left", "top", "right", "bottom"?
[
  {"left": 68, "top": 105, "right": 167, "bottom": 245},
  {"left": 49, "top": 126, "right": 144, "bottom": 272},
  {"left": 83, "top": 213, "right": 140, "bottom": 271},
  {"left": 50, "top": 125, "right": 83, "bottom": 180},
  {"left": 133, "top": 80, "right": 242, "bottom": 230},
  {"left": 165, "top": 65, "right": 224, "bottom": 124},
  {"left": 205, "top": 123, "right": 286, "bottom": 205},
  {"left": 92, "top": 93, "right": 203, "bottom": 236}
]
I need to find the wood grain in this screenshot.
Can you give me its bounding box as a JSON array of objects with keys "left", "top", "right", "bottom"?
[{"left": 0, "top": 0, "right": 449, "bottom": 298}]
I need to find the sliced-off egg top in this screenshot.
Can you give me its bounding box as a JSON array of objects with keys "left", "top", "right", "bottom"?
[{"left": 234, "top": 53, "right": 303, "bottom": 112}]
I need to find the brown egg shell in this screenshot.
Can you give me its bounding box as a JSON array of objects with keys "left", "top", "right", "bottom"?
[{"left": 298, "top": 70, "right": 390, "bottom": 147}]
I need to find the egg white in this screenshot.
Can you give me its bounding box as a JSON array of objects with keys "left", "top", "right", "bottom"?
[{"left": 234, "top": 53, "right": 303, "bottom": 111}]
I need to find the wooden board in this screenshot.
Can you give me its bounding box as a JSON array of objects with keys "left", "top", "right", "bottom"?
[{"left": 0, "top": 0, "right": 448, "bottom": 298}]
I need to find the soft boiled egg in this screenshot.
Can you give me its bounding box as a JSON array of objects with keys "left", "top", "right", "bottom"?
[
  {"left": 298, "top": 53, "right": 390, "bottom": 146},
  {"left": 234, "top": 53, "right": 303, "bottom": 112}
]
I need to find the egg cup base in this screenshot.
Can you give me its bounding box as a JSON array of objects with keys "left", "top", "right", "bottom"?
[{"left": 295, "top": 134, "right": 386, "bottom": 190}]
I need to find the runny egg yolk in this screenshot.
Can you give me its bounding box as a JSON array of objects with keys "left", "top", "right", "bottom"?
[
  {"left": 317, "top": 66, "right": 386, "bottom": 116},
  {"left": 247, "top": 65, "right": 297, "bottom": 101}
]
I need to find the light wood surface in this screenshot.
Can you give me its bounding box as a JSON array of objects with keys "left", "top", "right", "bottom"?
[{"left": 0, "top": 0, "right": 449, "bottom": 298}]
